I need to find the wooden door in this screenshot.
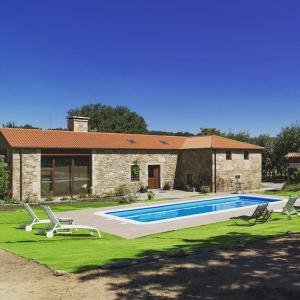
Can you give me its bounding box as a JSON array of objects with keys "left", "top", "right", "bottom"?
[{"left": 148, "top": 165, "right": 160, "bottom": 189}]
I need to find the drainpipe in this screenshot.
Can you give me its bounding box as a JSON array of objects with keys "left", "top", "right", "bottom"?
[{"left": 214, "top": 150, "right": 217, "bottom": 193}]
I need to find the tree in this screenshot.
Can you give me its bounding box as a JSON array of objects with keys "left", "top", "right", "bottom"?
[
  {"left": 21, "top": 124, "right": 38, "bottom": 129},
  {"left": 253, "top": 134, "right": 277, "bottom": 177},
  {"left": 149, "top": 130, "right": 194, "bottom": 136},
  {"left": 197, "top": 128, "right": 224, "bottom": 136},
  {"left": 0, "top": 161, "right": 9, "bottom": 197},
  {"left": 226, "top": 130, "right": 252, "bottom": 143},
  {"left": 273, "top": 124, "right": 300, "bottom": 176},
  {"left": 2, "top": 122, "right": 16, "bottom": 128},
  {"left": 67, "top": 103, "right": 148, "bottom": 134},
  {"left": 2, "top": 122, "right": 39, "bottom": 129}
]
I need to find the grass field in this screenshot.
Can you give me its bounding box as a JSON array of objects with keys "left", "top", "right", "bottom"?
[
  {"left": 1, "top": 200, "right": 300, "bottom": 273},
  {"left": 264, "top": 190, "right": 300, "bottom": 197},
  {"left": 262, "top": 183, "right": 300, "bottom": 197}
]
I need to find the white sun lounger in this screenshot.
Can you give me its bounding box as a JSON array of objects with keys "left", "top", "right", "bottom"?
[
  {"left": 21, "top": 203, "right": 74, "bottom": 231},
  {"left": 42, "top": 205, "right": 101, "bottom": 238},
  {"left": 273, "top": 195, "right": 299, "bottom": 219}
]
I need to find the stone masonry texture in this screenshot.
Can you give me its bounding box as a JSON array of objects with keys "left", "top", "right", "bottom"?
[
  {"left": 213, "top": 150, "right": 262, "bottom": 192},
  {"left": 67, "top": 118, "right": 88, "bottom": 132},
  {"left": 175, "top": 149, "right": 213, "bottom": 191},
  {"left": 10, "top": 149, "right": 41, "bottom": 202},
  {"left": 1, "top": 146, "right": 262, "bottom": 201},
  {"left": 92, "top": 149, "right": 179, "bottom": 195}
]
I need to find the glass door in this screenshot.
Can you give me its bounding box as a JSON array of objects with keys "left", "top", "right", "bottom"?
[
  {"left": 72, "top": 156, "right": 90, "bottom": 194},
  {"left": 41, "top": 155, "right": 91, "bottom": 197},
  {"left": 54, "top": 157, "right": 72, "bottom": 196},
  {"left": 41, "top": 157, "right": 53, "bottom": 195}
]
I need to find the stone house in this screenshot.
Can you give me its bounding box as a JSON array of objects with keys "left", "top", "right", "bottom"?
[{"left": 0, "top": 116, "right": 264, "bottom": 202}]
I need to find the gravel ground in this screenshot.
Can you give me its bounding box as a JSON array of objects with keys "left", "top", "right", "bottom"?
[{"left": 1, "top": 234, "right": 300, "bottom": 300}]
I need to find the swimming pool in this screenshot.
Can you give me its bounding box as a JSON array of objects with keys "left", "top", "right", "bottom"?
[{"left": 102, "top": 196, "right": 280, "bottom": 224}]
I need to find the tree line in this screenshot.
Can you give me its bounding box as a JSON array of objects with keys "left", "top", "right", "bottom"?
[{"left": 3, "top": 103, "right": 300, "bottom": 178}]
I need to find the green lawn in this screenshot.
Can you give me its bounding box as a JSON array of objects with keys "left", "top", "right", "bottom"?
[
  {"left": 0, "top": 201, "right": 300, "bottom": 273},
  {"left": 262, "top": 183, "right": 300, "bottom": 197},
  {"left": 264, "top": 190, "right": 300, "bottom": 197}
]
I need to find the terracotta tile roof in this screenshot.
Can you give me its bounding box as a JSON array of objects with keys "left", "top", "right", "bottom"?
[
  {"left": 0, "top": 128, "right": 264, "bottom": 151},
  {"left": 180, "top": 135, "right": 264, "bottom": 150},
  {"left": 0, "top": 128, "right": 186, "bottom": 150}
]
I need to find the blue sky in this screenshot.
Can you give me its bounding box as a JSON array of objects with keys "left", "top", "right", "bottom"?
[{"left": 0, "top": 1, "right": 299, "bottom": 135}]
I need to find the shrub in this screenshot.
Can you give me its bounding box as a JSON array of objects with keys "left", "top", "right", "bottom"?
[
  {"left": 139, "top": 185, "right": 148, "bottom": 193},
  {"left": 3, "top": 197, "right": 18, "bottom": 204},
  {"left": 117, "top": 198, "right": 136, "bottom": 204},
  {"left": 79, "top": 193, "right": 88, "bottom": 199},
  {"left": 103, "top": 191, "right": 115, "bottom": 197},
  {"left": 42, "top": 190, "right": 54, "bottom": 202},
  {"left": 114, "top": 184, "right": 131, "bottom": 197},
  {"left": 200, "top": 185, "right": 211, "bottom": 193},
  {"left": 148, "top": 190, "right": 155, "bottom": 200},
  {"left": 0, "top": 161, "right": 9, "bottom": 198},
  {"left": 288, "top": 168, "right": 300, "bottom": 184},
  {"left": 24, "top": 192, "right": 39, "bottom": 203},
  {"left": 163, "top": 182, "right": 171, "bottom": 190},
  {"left": 88, "top": 193, "right": 101, "bottom": 199}
]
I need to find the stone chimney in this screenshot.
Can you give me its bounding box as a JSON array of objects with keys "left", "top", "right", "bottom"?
[{"left": 67, "top": 116, "right": 90, "bottom": 132}]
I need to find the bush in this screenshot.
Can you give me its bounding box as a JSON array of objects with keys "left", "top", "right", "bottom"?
[
  {"left": 139, "top": 185, "right": 148, "bottom": 193},
  {"left": 88, "top": 194, "right": 101, "bottom": 199},
  {"left": 114, "top": 184, "right": 131, "bottom": 197},
  {"left": 117, "top": 198, "right": 136, "bottom": 204},
  {"left": 200, "top": 185, "right": 211, "bottom": 193},
  {"left": 3, "top": 197, "right": 19, "bottom": 204},
  {"left": 0, "top": 161, "right": 9, "bottom": 198},
  {"left": 24, "top": 192, "right": 39, "bottom": 203},
  {"left": 79, "top": 193, "right": 88, "bottom": 199},
  {"left": 42, "top": 190, "right": 54, "bottom": 202},
  {"left": 288, "top": 168, "right": 300, "bottom": 184},
  {"left": 148, "top": 191, "right": 155, "bottom": 200},
  {"left": 163, "top": 182, "right": 171, "bottom": 190}
]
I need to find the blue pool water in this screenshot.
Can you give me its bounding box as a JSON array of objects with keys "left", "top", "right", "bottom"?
[{"left": 106, "top": 196, "right": 279, "bottom": 223}]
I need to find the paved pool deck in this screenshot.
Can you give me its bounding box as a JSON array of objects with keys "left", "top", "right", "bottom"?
[{"left": 56, "top": 193, "right": 289, "bottom": 239}]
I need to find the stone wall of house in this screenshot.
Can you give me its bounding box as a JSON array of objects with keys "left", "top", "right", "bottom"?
[
  {"left": 213, "top": 150, "right": 262, "bottom": 192},
  {"left": 11, "top": 149, "right": 20, "bottom": 200},
  {"left": 10, "top": 149, "right": 41, "bottom": 202},
  {"left": 92, "top": 149, "right": 179, "bottom": 195},
  {"left": 175, "top": 149, "right": 213, "bottom": 191},
  {"left": 21, "top": 149, "right": 41, "bottom": 201}
]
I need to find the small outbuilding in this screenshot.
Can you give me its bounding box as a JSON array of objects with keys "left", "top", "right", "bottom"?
[{"left": 286, "top": 152, "right": 300, "bottom": 169}]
